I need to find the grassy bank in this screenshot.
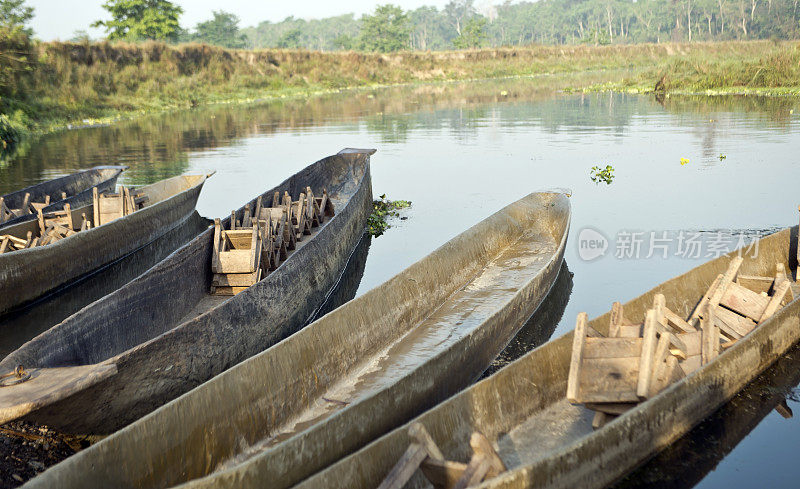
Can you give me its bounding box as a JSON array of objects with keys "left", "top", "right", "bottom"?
[
  {"left": 1, "top": 39, "right": 799, "bottom": 146},
  {"left": 579, "top": 41, "right": 800, "bottom": 95}
]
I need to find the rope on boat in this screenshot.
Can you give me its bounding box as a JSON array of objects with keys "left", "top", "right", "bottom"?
[{"left": 0, "top": 365, "right": 31, "bottom": 387}]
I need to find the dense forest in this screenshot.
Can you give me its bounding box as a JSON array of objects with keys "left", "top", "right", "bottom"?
[{"left": 239, "top": 0, "right": 800, "bottom": 51}]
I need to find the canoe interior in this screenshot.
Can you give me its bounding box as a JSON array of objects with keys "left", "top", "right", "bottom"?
[
  {"left": 220, "top": 196, "right": 569, "bottom": 455},
  {"left": 91, "top": 191, "right": 569, "bottom": 489},
  {"left": 294, "top": 225, "right": 800, "bottom": 489},
  {"left": 0, "top": 166, "right": 124, "bottom": 229}
]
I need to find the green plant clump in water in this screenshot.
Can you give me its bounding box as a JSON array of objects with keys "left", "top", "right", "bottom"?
[
  {"left": 368, "top": 194, "right": 411, "bottom": 237},
  {"left": 590, "top": 164, "right": 615, "bottom": 185}
]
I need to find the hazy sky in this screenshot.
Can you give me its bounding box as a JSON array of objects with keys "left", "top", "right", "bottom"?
[{"left": 27, "top": 0, "right": 462, "bottom": 40}]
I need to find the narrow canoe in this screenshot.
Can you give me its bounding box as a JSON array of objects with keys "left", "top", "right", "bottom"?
[
  {"left": 25, "top": 190, "right": 570, "bottom": 489},
  {"left": 0, "top": 212, "right": 211, "bottom": 358},
  {"left": 294, "top": 225, "right": 800, "bottom": 489},
  {"left": 0, "top": 173, "right": 207, "bottom": 314},
  {"left": 0, "top": 166, "right": 126, "bottom": 229},
  {"left": 0, "top": 148, "right": 373, "bottom": 435}
]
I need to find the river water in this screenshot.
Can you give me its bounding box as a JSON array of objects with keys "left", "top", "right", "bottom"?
[{"left": 1, "top": 77, "right": 799, "bottom": 487}]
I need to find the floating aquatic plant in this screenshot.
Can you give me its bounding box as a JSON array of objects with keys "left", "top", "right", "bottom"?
[
  {"left": 368, "top": 194, "right": 412, "bottom": 237},
  {"left": 590, "top": 165, "right": 615, "bottom": 185}
]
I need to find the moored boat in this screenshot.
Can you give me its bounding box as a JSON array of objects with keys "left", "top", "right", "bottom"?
[
  {"left": 0, "top": 212, "right": 211, "bottom": 358},
  {"left": 0, "top": 173, "right": 207, "bottom": 314},
  {"left": 0, "top": 166, "right": 125, "bottom": 230},
  {"left": 292, "top": 224, "right": 800, "bottom": 489},
  {"left": 0, "top": 148, "right": 373, "bottom": 435},
  {"left": 23, "top": 189, "right": 570, "bottom": 489}
]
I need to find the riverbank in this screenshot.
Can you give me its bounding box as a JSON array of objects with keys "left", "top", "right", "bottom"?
[
  {"left": 577, "top": 41, "right": 800, "bottom": 96},
  {"left": 1, "top": 40, "right": 798, "bottom": 150}
]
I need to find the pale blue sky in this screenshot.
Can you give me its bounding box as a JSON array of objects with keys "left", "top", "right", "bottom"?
[{"left": 28, "top": 0, "right": 471, "bottom": 40}]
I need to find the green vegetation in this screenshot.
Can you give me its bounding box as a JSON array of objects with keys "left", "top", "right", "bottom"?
[
  {"left": 590, "top": 43, "right": 800, "bottom": 94},
  {"left": 0, "top": 39, "right": 797, "bottom": 148},
  {"left": 590, "top": 165, "right": 615, "bottom": 185},
  {"left": 359, "top": 5, "right": 410, "bottom": 53},
  {"left": 0, "top": 0, "right": 798, "bottom": 147},
  {"left": 369, "top": 195, "right": 412, "bottom": 237},
  {"left": 241, "top": 0, "right": 800, "bottom": 51},
  {"left": 93, "top": 0, "right": 183, "bottom": 42},
  {"left": 0, "top": 0, "right": 32, "bottom": 34},
  {"left": 191, "top": 11, "right": 247, "bottom": 49},
  {"left": 453, "top": 17, "right": 487, "bottom": 49}
]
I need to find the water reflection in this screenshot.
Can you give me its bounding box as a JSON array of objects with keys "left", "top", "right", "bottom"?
[
  {"left": 1, "top": 79, "right": 796, "bottom": 196},
  {"left": 0, "top": 212, "right": 210, "bottom": 357},
  {"left": 307, "top": 233, "right": 371, "bottom": 323},
  {"left": 611, "top": 342, "right": 800, "bottom": 489}
]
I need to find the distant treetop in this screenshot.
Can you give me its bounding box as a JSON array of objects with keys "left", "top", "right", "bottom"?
[
  {"left": 93, "top": 0, "right": 183, "bottom": 42},
  {"left": 193, "top": 10, "right": 248, "bottom": 49},
  {"left": 0, "top": 0, "right": 34, "bottom": 35}
]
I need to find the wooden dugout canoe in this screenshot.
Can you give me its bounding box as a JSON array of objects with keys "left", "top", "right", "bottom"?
[
  {"left": 25, "top": 190, "right": 571, "bottom": 489},
  {"left": 0, "top": 166, "right": 125, "bottom": 230},
  {"left": 0, "top": 148, "right": 373, "bottom": 435},
  {"left": 0, "top": 173, "right": 207, "bottom": 315},
  {"left": 294, "top": 225, "right": 800, "bottom": 489},
  {"left": 0, "top": 212, "right": 211, "bottom": 358}
]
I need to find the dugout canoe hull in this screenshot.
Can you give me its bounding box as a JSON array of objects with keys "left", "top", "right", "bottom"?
[
  {"left": 25, "top": 189, "right": 570, "bottom": 489},
  {"left": 0, "top": 166, "right": 125, "bottom": 230},
  {"left": 0, "top": 212, "right": 211, "bottom": 358},
  {"left": 1, "top": 149, "right": 373, "bottom": 436},
  {"left": 293, "top": 226, "right": 800, "bottom": 489},
  {"left": 0, "top": 173, "right": 206, "bottom": 315}
]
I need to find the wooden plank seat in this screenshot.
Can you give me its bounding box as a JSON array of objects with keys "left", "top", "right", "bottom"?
[
  {"left": 567, "top": 256, "right": 793, "bottom": 430},
  {"left": 210, "top": 187, "right": 334, "bottom": 296}
]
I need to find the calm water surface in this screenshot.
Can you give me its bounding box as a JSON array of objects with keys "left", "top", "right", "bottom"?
[{"left": 1, "top": 78, "right": 799, "bottom": 487}]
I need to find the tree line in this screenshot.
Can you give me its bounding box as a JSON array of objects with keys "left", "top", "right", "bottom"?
[
  {"left": 4, "top": 0, "right": 800, "bottom": 53},
  {"left": 243, "top": 0, "right": 800, "bottom": 50}
]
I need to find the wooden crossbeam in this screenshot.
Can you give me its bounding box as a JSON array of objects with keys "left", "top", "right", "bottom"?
[
  {"left": 759, "top": 280, "right": 791, "bottom": 323},
  {"left": 379, "top": 424, "right": 504, "bottom": 489},
  {"left": 254, "top": 195, "right": 263, "bottom": 227},
  {"left": 636, "top": 309, "right": 659, "bottom": 399},
  {"left": 242, "top": 204, "right": 252, "bottom": 228},
  {"left": 20, "top": 193, "right": 31, "bottom": 215},
  {"left": 0, "top": 197, "right": 10, "bottom": 223},
  {"left": 566, "top": 312, "right": 588, "bottom": 404},
  {"left": 700, "top": 304, "right": 719, "bottom": 365}
]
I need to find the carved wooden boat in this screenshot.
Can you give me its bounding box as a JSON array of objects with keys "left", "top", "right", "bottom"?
[
  {"left": 0, "top": 166, "right": 125, "bottom": 230},
  {"left": 0, "top": 173, "right": 206, "bottom": 314},
  {"left": 24, "top": 189, "right": 570, "bottom": 489},
  {"left": 0, "top": 212, "right": 211, "bottom": 358},
  {"left": 0, "top": 149, "right": 373, "bottom": 435},
  {"left": 294, "top": 226, "right": 800, "bottom": 489}
]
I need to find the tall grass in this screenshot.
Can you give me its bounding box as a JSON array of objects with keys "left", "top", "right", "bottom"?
[{"left": 1, "top": 39, "right": 798, "bottom": 138}]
